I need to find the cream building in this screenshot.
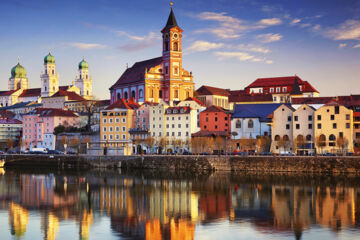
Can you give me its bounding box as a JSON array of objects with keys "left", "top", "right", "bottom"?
[
  {"left": 149, "top": 100, "right": 169, "bottom": 139},
  {"left": 292, "top": 104, "right": 315, "bottom": 155},
  {"left": 176, "top": 97, "right": 206, "bottom": 128},
  {"left": 314, "top": 102, "right": 353, "bottom": 154},
  {"left": 270, "top": 104, "right": 295, "bottom": 154}
]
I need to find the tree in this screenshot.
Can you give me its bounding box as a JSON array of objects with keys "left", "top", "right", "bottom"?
[
  {"left": 336, "top": 136, "right": 349, "bottom": 155},
  {"left": 213, "top": 136, "right": 225, "bottom": 155},
  {"left": 257, "top": 136, "right": 271, "bottom": 154},
  {"left": 54, "top": 125, "right": 66, "bottom": 135},
  {"left": 69, "top": 138, "right": 80, "bottom": 154},
  {"left": 159, "top": 137, "right": 168, "bottom": 154},
  {"left": 81, "top": 100, "right": 98, "bottom": 132},
  {"left": 59, "top": 135, "right": 68, "bottom": 153},
  {"left": 144, "top": 137, "right": 155, "bottom": 154},
  {"left": 315, "top": 135, "right": 326, "bottom": 155}
]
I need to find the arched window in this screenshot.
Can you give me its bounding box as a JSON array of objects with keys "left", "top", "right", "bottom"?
[
  {"left": 329, "top": 134, "right": 336, "bottom": 146},
  {"left": 186, "top": 91, "right": 190, "bottom": 98},
  {"left": 236, "top": 120, "right": 241, "bottom": 128},
  {"left": 139, "top": 89, "right": 143, "bottom": 98},
  {"left": 248, "top": 119, "right": 254, "bottom": 128},
  {"left": 283, "top": 135, "right": 289, "bottom": 141},
  {"left": 150, "top": 89, "right": 154, "bottom": 98},
  {"left": 174, "top": 89, "right": 179, "bottom": 98},
  {"left": 117, "top": 93, "right": 121, "bottom": 99},
  {"left": 306, "top": 135, "right": 312, "bottom": 141},
  {"left": 124, "top": 91, "right": 128, "bottom": 99},
  {"left": 173, "top": 42, "right": 178, "bottom": 51},
  {"left": 275, "top": 135, "right": 280, "bottom": 141},
  {"left": 131, "top": 90, "right": 136, "bottom": 99},
  {"left": 165, "top": 40, "right": 169, "bottom": 51},
  {"left": 297, "top": 135, "right": 304, "bottom": 142}
]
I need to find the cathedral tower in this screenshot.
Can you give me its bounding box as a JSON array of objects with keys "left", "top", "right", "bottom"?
[
  {"left": 9, "top": 58, "right": 29, "bottom": 91},
  {"left": 74, "top": 58, "right": 93, "bottom": 100},
  {"left": 41, "top": 52, "right": 59, "bottom": 97}
]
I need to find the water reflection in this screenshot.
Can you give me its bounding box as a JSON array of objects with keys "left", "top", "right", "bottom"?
[{"left": 0, "top": 171, "right": 360, "bottom": 239}]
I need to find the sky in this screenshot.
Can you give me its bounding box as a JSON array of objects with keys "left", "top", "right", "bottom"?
[{"left": 1, "top": 0, "right": 360, "bottom": 99}]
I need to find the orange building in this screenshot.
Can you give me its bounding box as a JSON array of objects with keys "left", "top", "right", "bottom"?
[{"left": 109, "top": 5, "right": 194, "bottom": 104}]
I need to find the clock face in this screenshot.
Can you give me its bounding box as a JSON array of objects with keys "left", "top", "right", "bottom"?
[{"left": 173, "top": 33, "right": 178, "bottom": 40}]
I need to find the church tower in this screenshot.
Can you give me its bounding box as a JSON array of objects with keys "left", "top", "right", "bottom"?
[
  {"left": 74, "top": 58, "right": 93, "bottom": 100},
  {"left": 41, "top": 52, "right": 59, "bottom": 97},
  {"left": 9, "top": 58, "right": 29, "bottom": 91}
]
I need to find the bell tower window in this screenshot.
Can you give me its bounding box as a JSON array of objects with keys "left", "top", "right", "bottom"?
[
  {"left": 173, "top": 42, "right": 178, "bottom": 51},
  {"left": 165, "top": 40, "right": 169, "bottom": 51}
]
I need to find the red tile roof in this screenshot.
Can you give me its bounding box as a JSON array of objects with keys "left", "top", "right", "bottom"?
[
  {"left": 291, "top": 97, "right": 333, "bottom": 105},
  {"left": 52, "top": 89, "right": 85, "bottom": 101},
  {"left": 195, "top": 85, "right": 230, "bottom": 97},
  {"left": 184, "top": 97, "right": 206, "bottom": 107},
  {"left": 229, "top": 94, "right": 273, "bottom": 103},
  {"left": 0, "top": 118, "right": 22, "bottom": 124},
  {"left": 0, "top": 90, "right": 18, "bottom": 96},
  {"left": 165, "top": 106, "right": 191, "bottom": 114},
  {"left": 110, "top": 57, "right": 163, "bottom": 89},
  {"left": 0, "top": 110, "right": 16, "bottom": 119},
  {"left": 292, "top": 95, "right": 360, "bottom": 108},
  {"left": 246, "top": 76, "right": 319, "bottom": 93},
  {"left": 28, "top": 108, "right": 78, "bottom": 117},
  {"left": 202, "top": 105, "right": 228, "bottom": 113},
  {"left": 18, "top": 88, "right": 41, "bottom": 98},
  {"left": 105, "top": 98, "right": 140, "bottom": 110}
]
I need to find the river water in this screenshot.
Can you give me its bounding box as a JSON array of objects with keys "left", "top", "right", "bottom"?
[{"left": 0, "top": 168, "right": 360, "bottom": 240}]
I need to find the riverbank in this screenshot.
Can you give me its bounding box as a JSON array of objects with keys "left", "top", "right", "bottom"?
[{"left": 2, "top": 154, "right": 360, "bottom": 174}]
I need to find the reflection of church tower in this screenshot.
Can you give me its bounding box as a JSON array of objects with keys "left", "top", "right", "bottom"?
[
  {"left": 41, "top": 52, "right": 59, "bottom": 97},
  {"left": 74, "top": 58, "right": 93, "bottom": 100},
  {"left": 41, "top": 212, "right": 59, "bottom": 240},
  {"left": 9, "top": 58, "right": 29, "bottom": 91},
  {"left": 79, "top": 210, "right": 93, "bottom": 240},
  {"left": 8, "top": 202, "right": 29, "bottom": 239}
]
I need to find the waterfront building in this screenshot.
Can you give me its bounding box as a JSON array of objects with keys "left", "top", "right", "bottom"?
[
  {"left": 245, "top": 76, "right": 319, "bottom": 103},
  {"left": 314, "top": 102, "right": 354, "bottom": 154},
  {"left": 177, "top": 97, "right": 206, "bottom": 128},
  {"left": 270, "top": 104, "right": 295, "bottom": 154},
  {"left": 199, "top": 105, "right": 231, "bottom": 134},
  {"left": 231, "top": 104, "right": 282, "bottom": 139},
  {"left": 195, "top": 85, "right": 230, "bottom": 109},
  {"left": 42, "top": 90, "right": 86, "bottom": 109},
  {"left": 149, "top": 100, "right": 169, "bottom": 139},
  {"left": 22, "top": 108, "right": 79, "bottom": 150},
  {"left": 109, "top": 6, "right": 194, "bottom": 104},
  {"left": 229, "top": 94, "right": 273, "bottom": 110},
  {"left": 100, "top": 99, "right": 139, "bottom": 155},
  {"left": 0, "top": 116, "right": 22, "bottom": 151}
]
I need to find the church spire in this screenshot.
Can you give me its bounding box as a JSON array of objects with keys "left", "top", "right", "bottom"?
[{"left": 162, "top": 2, "right": 180, "bottom": 32}]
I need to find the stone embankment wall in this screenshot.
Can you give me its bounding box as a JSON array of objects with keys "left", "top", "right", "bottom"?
[{"left": 2, "top": 154, "right": 360, "bottom": 174}]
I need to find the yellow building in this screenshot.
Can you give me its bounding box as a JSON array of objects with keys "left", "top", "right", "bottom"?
[
  {"left": 314, "top": 102, "right": 354, "bottom": 154},
  {"left": 109, "top": 5, "right": 194, "bottom": 104},
  {"left": 100, "top": 99, "right": 139, "bottom": 155}
]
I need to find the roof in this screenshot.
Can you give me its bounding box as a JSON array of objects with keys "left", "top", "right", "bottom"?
[
  {"left": 195, "top": 85, "right": 230, "bottom": 97},
  {"left": 162, "top": 7, "right": 181, "bottom": 32},
  {"left": 0, "top": 110, "right": 16, "bottom": 119},
  {"left": 232, "top": 104, "right": 284, "bottom": 122},
  {"left": 51, "top": 89, "right": 85, "bottom": 101},
  {"left": 192, "top": 130, "right": 230, "bottom": 138},
  {"left": 202, "top": 105, "right": 229, "bottom": 113},
  {"left": 291, "top": 97, "right": 333, "bottom": 105},
  {"left": 18, "top": 88, "right": 41, "bottom": 98},
  {"left": 183, "top": 97, "right": 206, "bottom": 107},
  {"left": 0, "top": 90, "right": 18, "bottom": 96},
  {"left": 165, "top": 106, "right": 191, "bottom": 114},
  {"left": 229, "top": 94, "right": 273, "bottom": 103},
  {"left": 110, "top": 57, "right": 163, "bottom": 89},
  {"left": 0, "top": 118, "right": 22, "bottom": 124},
  {"left": 246, "top": 76, "right": 319, "bottom": 93},
  {"left": 291, "top": 95, "right": 360, "bottom": 108},
  {"left": 27, "top": 108, "right": 78, "bottom": 117},
  {"left": 105, "top": 98, "right": 140, "bottom": 110}
]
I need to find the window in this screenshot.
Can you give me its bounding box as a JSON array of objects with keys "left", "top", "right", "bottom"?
[
  {"left": 308, "top": 115, "right": 313, "bottom": 121},
  {"left": 166, "top": 124, "right": 169, "bottom": 128},
  {"left": 173, "top": 42, "right": 178, "bottom": 51},
  {"left": 206, "top": 117, "right": 209, "bottom": 122},
  {"left": 109, "top": 127, "right": 113, "bottom": 132},
  {"left": 116, "top": 135, "right": 119, "bottom": 140},
  {"left": 335, "top": 106, "right": 339, "bottom": 114},
  {"left": 270, "top": 88, "right": 274, "bottom": 93},
  {"left": 331, "top": 115, "right": 335, "bottom": 120},
  {"left": 103, "top": 118, "right": 107, "bottom": 123},
  {"left": 329, "top": 134, "right": 336, "bottom": 146},
  {"left": 186, "top": 124, "right": 189, "bottom": 128},
  {"left": 109, "top": 118, "right": 113, "bottom": 123},
  {"left": 122, "top": 126, "right": 126, "bottom": 132},
  {"left": 172, "top": 132, "right": 175, "bottom": 136},
  {"left": 236, "top": 120, "right": 241, "bottom": 128},
  {"left": 286, "top": 124, "right": 290, "bottom": 129},
  {"left": 346, "top": 114, "right": 350, "bottom": 120},
  {"left": 294, "top": 116, "right": 298, "bottom": 121},
  {"left": 215, "top": 117, "right": 218, "bottom": 122},
  {"left": 103, "top": 127, "right": 107, "bottom": 132},
  {"left": 296, "top": 124, "right": 300, "bottom": 129},
  {"left": 273, "top": 96, "right": 277, "bottom": 101},
  {"left": 122, "top": 118, "right": 126, "bottom": 123},
  {"left": 306, "top": 135, "right": 312, "bottom": 141},
  {"left": 215, "top": 125, "right": 218, "bottom": 129},
  {"left": 317, "top": 123, "right": 321, "bottom": 129},
  {"left": 116, "top": 126, "right": 119, "bottom": 132},
  {"left": 122, "top": 134, "right": 126, "bottom": 140},
  {"left": 276, "top": 87, "right": 280, "bottom": 93},
  {"left": 166, "top": 132, "right": 169, "bottom": 136},
  {"left": 174, "top": 89, "right": 179, "bottom": 98},
  {"left": 178, "top": 124, "right": 181, "bottom": 128},
  {"left": 172, "top": 124, "right": 175, "bottom": 128},
  {"left": 282, "top": 87, "right": 287, "bottom": 92},
  {"left": 109, "top": 135, "right": 113, "bottom": 140},
  {"left": 288, "top": 116, "right": 291, "bottom": 121},
  {"left": 178, "top": 132, "right": 181, "bottom": 136},
  {"left": 317, "top": 115, "right": 321, "bottom": 121},
  {"left": 346, "top": 123, "right": 350, "bottom": 128},
  {"left": 248, "top": 119, "right": 254, "bottom": 128},
  {"left": 186, "top": 132, "right": 189, "bottom": 136},
  {"left": 333, "top": 123, "right": 337, "bottom": 129},
  {"left": 308, "top": 124, "right": 312, "bottom": 129}
]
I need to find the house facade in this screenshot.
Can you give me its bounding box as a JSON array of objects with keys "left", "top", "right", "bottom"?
[
  {"left": 199, "top": 105, "right": 231, "bottom": 133},
  {"left": 195, "top": 85, "right": 230, "bottom": 109}
]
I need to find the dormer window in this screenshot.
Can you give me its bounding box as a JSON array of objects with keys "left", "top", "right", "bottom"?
[
  {"left": 173, "top": 109, "right": 178, "bottom": 113},
  {"left": 180, "top": 108, "right": 185, "bottom": 113},
  {"left": 276, "top": 87, "right": 280, "bottom": 93},
  {"left": 282, "top": 87, "right": 287, "bottom": 92},
  {"left": 270, "top": 88, "right": 274, "bottom": 93},
  {"left": 167, "top": 109, "right": 171, "bottom": 114}
]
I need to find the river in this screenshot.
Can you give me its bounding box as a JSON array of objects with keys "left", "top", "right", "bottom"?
[{"left": 0, "top": 168, "right": 359, "bottom": 240}]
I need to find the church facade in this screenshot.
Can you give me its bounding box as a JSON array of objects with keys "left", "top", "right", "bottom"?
[
  {"left": 109, "top": 7, "right": 194, "bottom": 104},
  {"left": 0, "top": 53, "right": 93, "bottom": 107}
]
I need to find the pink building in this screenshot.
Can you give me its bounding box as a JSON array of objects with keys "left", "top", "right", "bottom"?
[
  {"left": 133, "top": 102, "right": 158, "bottom": 129},
  {"left": 22, "top": 108, "right": 79, "bottom": 150}
]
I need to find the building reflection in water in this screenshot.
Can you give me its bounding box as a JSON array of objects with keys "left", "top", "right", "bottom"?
[{"left": 1, "top": 172, "right": 360, "bottom": 239}]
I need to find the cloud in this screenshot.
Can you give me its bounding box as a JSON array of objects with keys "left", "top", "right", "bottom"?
[
  {"left": 214, "top": 51, "right": 273, "bottom": 64},
  {"left": 353, "top": 43, "right": 360, "bottom": 48},
  {"left": 257, "top": 18, "right": 282, "bottom": 26},
  {"left": 185, "top": 40, "right": 224, "bottom": 53},
  {"left": 66, "top": 42, "right": 106, "bottom": 50},
  {"left": 196, "top": 12, "right": 282, "bottom": 39},
  {"left": 256, "top": 33, "right": 282, "bottom": 43},
  {"left": 338, "top": 43, "right": 347, "bottom": 49},
  {"left": 118, "top": 32, "right": 160, "bottom": 52},
  {"left": 290, "top": 18, "right": 301, "bottom": 25},
  {"left": 312, "top": 24, "right": 321, "bottom": 31},
  {"left": 236, "top": 44, "right": 270, "bottom": 54},
  {"left": 326, "top": 20, "right": 360, "bottom": 40}
]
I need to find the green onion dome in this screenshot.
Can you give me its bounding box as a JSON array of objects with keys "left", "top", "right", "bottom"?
[
  {"left": 44, "top": 52, "right": 55, "bottom": 64},
  {"left": 11, "top": 62, "right": 27, "bottom": 78},
  {"left": 78, "top": 58, "right": 89, "bottom": 70}
]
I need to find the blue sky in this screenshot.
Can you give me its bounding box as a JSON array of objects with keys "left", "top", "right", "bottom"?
[{"left": 1, "top": 0, "right": 360, "bottom": 99}]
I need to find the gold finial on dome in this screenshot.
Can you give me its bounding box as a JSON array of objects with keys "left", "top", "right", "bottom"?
[
  {"left": 17, "top": 56, "right": 20, "bottom": 63},
  {"left": 170, "top": 1, "right": 174, "bottom": 7}
]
